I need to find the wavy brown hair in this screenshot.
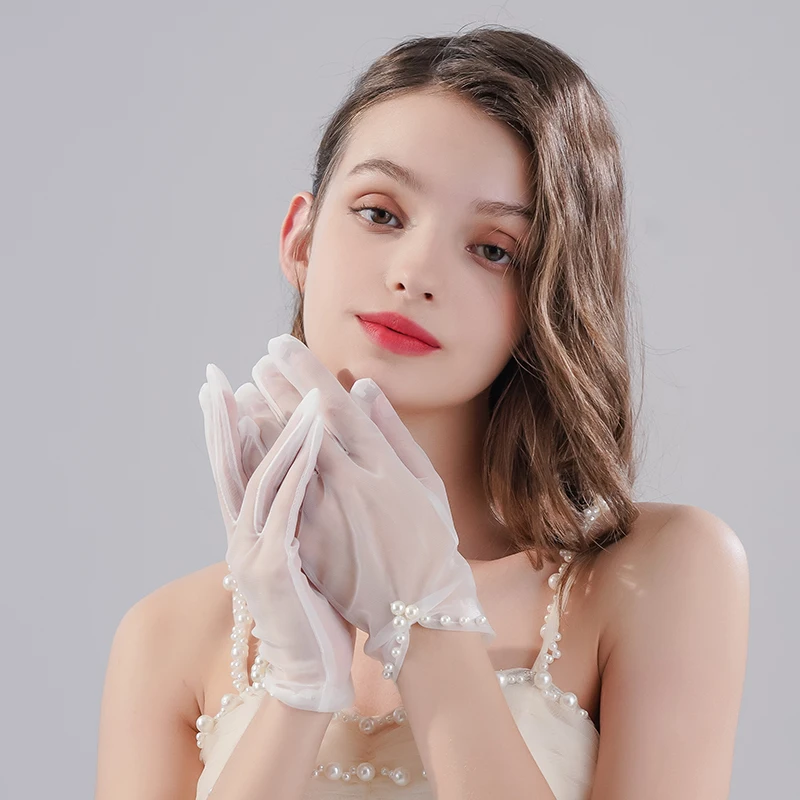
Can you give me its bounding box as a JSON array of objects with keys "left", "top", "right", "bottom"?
[{"left": 284, "top": 25, "right": 644, "bottom": 622}]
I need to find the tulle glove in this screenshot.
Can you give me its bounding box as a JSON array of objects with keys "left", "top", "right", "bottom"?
[
  {"left": 257, "top": 333, "right": 497, "bottom": 683},
  {"left": 199, "top": 367, "right": 356, "bottom": 712}
]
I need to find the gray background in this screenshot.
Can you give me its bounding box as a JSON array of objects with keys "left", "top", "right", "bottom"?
[{"left": 1, "top": 2, "right": 796, "bottom": 797}]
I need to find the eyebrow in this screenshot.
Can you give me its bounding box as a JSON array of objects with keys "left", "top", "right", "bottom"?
[{"left": 346, "top": 157, "right": 534, "bottom": 222}]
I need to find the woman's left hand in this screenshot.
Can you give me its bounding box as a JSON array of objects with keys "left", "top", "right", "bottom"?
[{"left": 254, "top": 334, "right": 496, "bottom": 683}]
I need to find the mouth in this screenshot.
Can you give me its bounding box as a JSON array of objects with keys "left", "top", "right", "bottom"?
[{"left": 356, "top": 314, "right": 441, "bottom": 356}]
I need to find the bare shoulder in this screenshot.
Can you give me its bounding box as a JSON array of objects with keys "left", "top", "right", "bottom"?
[
  {"left": 595, "top": 501, "right": 749, "bottom": 664},
  {"left": 109, "top": 559, "right": 232, "bottom": 723},
  {"left": 95, "top": 560, "right": 232, "bottom": 799},
  {"left": 583, "top": 503, "right": 750, "bottom": 796}
]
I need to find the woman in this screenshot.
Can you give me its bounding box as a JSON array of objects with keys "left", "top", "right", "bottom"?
[{"left": 95, "top": 26, "right": 750, "bottom": 800}]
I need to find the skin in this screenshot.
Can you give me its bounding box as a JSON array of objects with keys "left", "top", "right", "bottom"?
[
  {"left": 95, "top": 88, "right": 750, "bottom": 800},
  {"left": 281, "top": 87, "right": 531, "bottom": 563}
]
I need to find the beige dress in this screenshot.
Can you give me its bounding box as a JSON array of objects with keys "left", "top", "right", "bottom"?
[{"left": 194, "top": 548, "right": 600, "bottom": 799}]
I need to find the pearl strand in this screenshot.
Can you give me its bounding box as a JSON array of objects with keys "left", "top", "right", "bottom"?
[
  {"left": 194, "top": 567, "right": 257, "bottom": 754},
  {"left": 310, "top": 760, "right": 422, "bottom": 786},
  {"left": 380, "top": 600, "right": 491, "bottom": 681}
]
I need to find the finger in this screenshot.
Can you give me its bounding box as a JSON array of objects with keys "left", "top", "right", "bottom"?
[
  {"left": 259, "top": 412, "right": 324, "bottom": 554},
  {"left": 237, "top": 414, "right": 267, "bottom": 478},
  {"left": 240, "top": 387, "right": 320, "bottom": 536},
  {"left": 234, "top": 381, "right": 284, "bottom": 436},
  {"left": 350, "top": 378, "right": 443, "bottom": 487},
  {"left": 251, "top": 353, "right": 303, "bottom": 426},
  {"left": 198, "top": 364, "right": 247, "bottom": 529},
  {"left": 234, "top": 381, "right": 285, "bottom": 476},
  {"left": 267, "top": 334, "right": 385, "bottom": 464}
]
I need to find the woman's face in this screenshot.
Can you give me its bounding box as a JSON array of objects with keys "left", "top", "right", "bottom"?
[{"left": 281, "top": 88, "right": 531, "bottom": 414}]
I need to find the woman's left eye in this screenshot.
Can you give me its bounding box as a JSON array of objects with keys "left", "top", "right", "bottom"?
[
  {"left": 351, "top": 204, "right": 402, "bottom": 228},
  {"left": 349, "top": 204, "right": 514, "bottom": 267},
  {"left": 472, "top": 244, "right": 512, "bottom": 267}
]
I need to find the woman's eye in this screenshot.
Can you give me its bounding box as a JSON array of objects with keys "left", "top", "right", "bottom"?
[
  {"left": 350, "top": 204, "right": 514, "bottom": 267},
  {"left": 350, "top": 204, "right": 401, "bottom": 228},
  {"left": 473, "top": 244, "right": 512, "bottom": 267}
]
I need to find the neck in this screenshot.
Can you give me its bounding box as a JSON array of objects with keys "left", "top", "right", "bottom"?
[{"left": 391, "top": 387, "right": 513, "bottom": 563}]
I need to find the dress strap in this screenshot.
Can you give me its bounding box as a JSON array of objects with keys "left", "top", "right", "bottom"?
[
  {"left": 533, "top": 549, "right": 572, "bottom": 672},
  {"left": 533, "top": 501, "right": 605, "bottom": 672}
]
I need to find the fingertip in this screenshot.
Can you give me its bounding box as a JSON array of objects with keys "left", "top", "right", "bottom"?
[{"left": 350, "top": 378, "right": 381, "bottom": 404}]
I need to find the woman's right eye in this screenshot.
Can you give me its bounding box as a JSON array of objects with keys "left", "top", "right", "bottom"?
[{"left": 350, "top": 204, "right": 402, "bottom": 229}]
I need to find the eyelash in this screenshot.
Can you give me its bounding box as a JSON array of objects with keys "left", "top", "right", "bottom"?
[{"left": 349, "top": 203, "right": 515, "bottom": 268}]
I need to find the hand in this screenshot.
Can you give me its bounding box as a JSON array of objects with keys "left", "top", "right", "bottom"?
[
  {"left": 199, "top": 366, "right": 356, "bottom": 712},
  {"left": 256, "top": 334, "right": 497, "bottom": 683}
]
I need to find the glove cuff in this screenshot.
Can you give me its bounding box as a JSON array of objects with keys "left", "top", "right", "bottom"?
[
  {"left": 364, "top": 575, "right": 496, "bottom": 682},
  {"left": 260, "top": 664, "right": 356, "bottom": 713}
]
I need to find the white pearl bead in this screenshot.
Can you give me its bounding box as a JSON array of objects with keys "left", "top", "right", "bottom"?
[
  {"left": 560, "top": 692, "right": 578, "bottom": 709},
  {"left": 395, "top": 633, "right": 407, "bottom": 644},
  {"left": 533, "top": 670, "right": 552, "bottom": 689},
  {"left": 393, "top": 707, "right": 407, "bottom": 724},
  {"left": 358, "top": 717, "right": 375, "bottom": 734},
  {"left": 196, "top": 714, "right": 215, "bottom": 733},
  {"left": 324, "top": 763, "right": 342, "bottom": 780},
  {"left": 391, "top": 646, "right": 401, "bottom": 658},
  {"left": 220, "top": 693, "right": 240, "bottom": 708},
  {"left": 548, "top": 573, "right": 560, "bottom": 589},
  {"left": 420, "top": 616, "right": 431, "bottom": 623},
  {"left": 497, "top": 672, "right": 508, "bottom": 688},
  {"left": 392, "top": 616, "right": 408, "bottom": 629},
  {"left": 392, "top": 767, "right": 411, "bottom": 786},
  {"left": 404, "top": 604, "right": 420, "bottom": 621},
  {"left": 440, "top": 615, "right": 451, "bottom": 625},
  {"left": 391, "top": 600, "right": 406, "bottom": 616},
  {"left": 357, "top": 762, "right": 376, "bottom": 781},
  {"left": 477, "top": 615, "right": 487, "bottom": 625},
  {"left": 222, "top": 574, "right": 237, "bottom": 591},
  {"left": 459, "top": 616, "right": 470, "bottom": 625}
]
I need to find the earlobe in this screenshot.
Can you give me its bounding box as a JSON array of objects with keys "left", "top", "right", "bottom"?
[{"left": 278, "top": 191, "right": 314, "bottom": 291}]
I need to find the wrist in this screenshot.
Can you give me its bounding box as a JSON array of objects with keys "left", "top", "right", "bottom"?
[{"left": 398, "top": 625, "right": 486, "bottom": 681}]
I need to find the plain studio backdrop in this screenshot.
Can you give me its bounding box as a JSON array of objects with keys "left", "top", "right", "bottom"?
[{"left": 0, "top": 2, "right": 796, "bottom": 797}]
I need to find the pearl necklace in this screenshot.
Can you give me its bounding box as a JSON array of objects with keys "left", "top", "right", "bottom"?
[{"left": 196, "top": 504, "right": 602, "bottom": 788}]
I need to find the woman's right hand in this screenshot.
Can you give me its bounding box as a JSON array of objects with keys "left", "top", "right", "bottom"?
[{"left": 198, "top": 365, "right": 356, "bottom": 713}]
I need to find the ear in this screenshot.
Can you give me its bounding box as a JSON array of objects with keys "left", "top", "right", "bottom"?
[{"left": 279, "top": 191, "right": 314, "bottom": 292}]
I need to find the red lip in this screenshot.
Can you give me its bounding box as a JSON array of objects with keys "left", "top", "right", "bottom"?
[{"left": 356, "top": 312, "right": 441, "bottom": 348}]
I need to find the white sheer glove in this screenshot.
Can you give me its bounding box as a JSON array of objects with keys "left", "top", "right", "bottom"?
[
  {"left": 198, "top": 366, "right": 356, "bottom": 712},
  {"left": 256, "top": 334, "right": 497, "bottom": 683}
]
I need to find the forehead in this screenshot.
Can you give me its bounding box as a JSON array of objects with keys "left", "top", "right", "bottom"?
[{"left": 336, "top": 90, "right": 532, "bottom": 206}]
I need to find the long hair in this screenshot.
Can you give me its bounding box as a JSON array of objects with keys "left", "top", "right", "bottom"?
[{"left": 284, "top": 25, "right": 644, "bottom": 621}]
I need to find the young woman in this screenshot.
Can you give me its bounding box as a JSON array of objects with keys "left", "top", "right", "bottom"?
[{"left": 95, "top": 26, "right": 750, "bottom": 800}]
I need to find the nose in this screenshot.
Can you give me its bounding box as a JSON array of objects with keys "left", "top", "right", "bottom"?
[{"left": 383, "top": 227, "right": 446, "bottom": 300}]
